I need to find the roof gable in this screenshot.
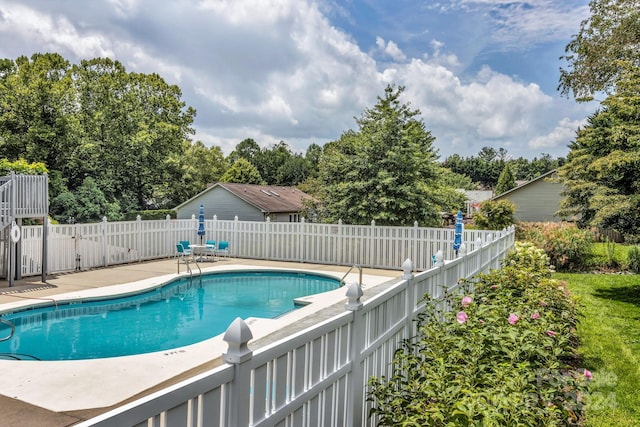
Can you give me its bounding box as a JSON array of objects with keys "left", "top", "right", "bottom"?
[{"left": 493, "top": 169, "right": 558, "bottom": 199}]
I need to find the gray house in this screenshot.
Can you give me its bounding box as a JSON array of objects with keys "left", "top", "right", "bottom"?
[
  {"left": 175, "top": 183, "right": 312, "bottom": 222},
  {"left": 492, "top": 169, "right": 565, "bottom": 223}
]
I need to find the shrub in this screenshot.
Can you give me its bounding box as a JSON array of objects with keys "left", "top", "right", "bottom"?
[
  {"left": 517, "top": 222, "right": 593, "bottom": 271},
  {"left": 588, "top": 240, "right": 628, "bottom": 271},
  {"left": 368, "top": 264, "right": 587, "bottom": 426},
  {"left": 503, "top": 241, "right": 554, "bottom": 276},
  {"left": 628, "top": 246, "right": 640, "bottom": 273},
  {"left": 123, "top": 210, "right": 177, "bottom": 221},
  {"left": 473, "top": 199, "right": 516, "bottom": 230}
]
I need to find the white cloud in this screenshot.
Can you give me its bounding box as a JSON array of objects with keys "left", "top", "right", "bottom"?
[
  {"left": 376, "top": 36, "right": 407, "bottom": 62},
  {"left": 449, "top": 0, "right": 591, "bottom": 48},
  {"left": 107, "top": 0, "right": 140, "bottom": 17},
  {"left": 528, "top": 117, "right": 584, "bottom": 150},
  {"left": 0, "top": 0, "right": 592, "bottom": 160},
  {"left": 393, "top": 60, "right": 554, "bottom": 155},
  {"left": 0, "top": 3, "right": 113, "bottom": 58}
]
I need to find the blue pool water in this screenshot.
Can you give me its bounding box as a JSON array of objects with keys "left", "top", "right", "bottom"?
[{"left": 0, "top": 271, "right": 340, "bottom": 361}]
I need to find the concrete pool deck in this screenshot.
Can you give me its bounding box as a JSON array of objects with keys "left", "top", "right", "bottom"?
[{"left": 0, "top": 258, "right": 402, "bottom": 425}]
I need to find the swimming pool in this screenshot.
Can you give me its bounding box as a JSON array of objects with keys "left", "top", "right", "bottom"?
[{"left": 0, "top": 271, "right": 340, "bottom": 361}]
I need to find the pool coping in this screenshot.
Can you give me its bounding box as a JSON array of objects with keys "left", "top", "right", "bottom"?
[{"left": 0, "top": 263, "right": 400, "bottom": 413}]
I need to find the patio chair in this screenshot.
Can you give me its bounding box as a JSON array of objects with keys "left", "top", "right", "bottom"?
[
  {"left": 215, "top": 241, "right": 230, "bottom": 259},
  {"left": 203, "top": 240, "right": 216, "bottom": 260},
  {"left": 176, "top": 243, "right": 193, "bottom": 262},
  {"left": 179, "top": 240, "right": 192, "bottom": 252}
]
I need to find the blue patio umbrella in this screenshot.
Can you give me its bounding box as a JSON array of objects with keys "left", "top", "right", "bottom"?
[
  {"left": 197, "top": 204, "right": 206, "bottom": 244},
  {"left": 453, "top": 209, "right": 463, "bottom": 256}
]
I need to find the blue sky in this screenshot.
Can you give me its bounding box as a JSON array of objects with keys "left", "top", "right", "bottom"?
[{"left": 0, "top": 0, "right": 596, "bottom": 160}]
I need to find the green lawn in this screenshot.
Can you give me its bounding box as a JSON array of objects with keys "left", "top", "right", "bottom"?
[
  {"left": 588, "top": 242, "right": 633, "bottom": 270},
  {"left": 556, "top": 273, "right": 640, "bottom": 426}
]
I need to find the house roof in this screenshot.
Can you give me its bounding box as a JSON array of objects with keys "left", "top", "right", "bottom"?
[
  {"left": 218, "top": 183, "right": 311, "bottom": 213},
  {"left": 457, "top": 189, "right": 493, "bottom": 202},
  {"left": 175, "top": 182, "right": 312, "bottom": 213},
  {"left": 492, "top": 169, "right": 558, "bottom": 200}
]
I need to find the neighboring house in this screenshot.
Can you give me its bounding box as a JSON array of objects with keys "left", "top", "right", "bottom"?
[
  {"left": 175, "top": 183, "right": 312, "bottom": 222},
  {"left": 492, "top": 169, "right": 565, "bottom": 223},
  {"left": 457, "top": 189, "right": 494, "bottom": 217}
]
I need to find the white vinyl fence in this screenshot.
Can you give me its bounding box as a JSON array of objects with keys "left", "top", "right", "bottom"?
[
  {"left": 13, "top": 216, "right": 503, "bottom": 277},
  {"left": 78, "top": 225, "right": 515, "bottom": 427}
]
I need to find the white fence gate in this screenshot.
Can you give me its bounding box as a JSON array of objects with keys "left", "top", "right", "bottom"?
[{"left": 77, "top": 225, "right": 515, "bottom": 427}]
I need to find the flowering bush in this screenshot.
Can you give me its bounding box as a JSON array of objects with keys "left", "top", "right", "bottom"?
[
  {"left": 368, "top": 263, "right": 587, "bottom": 426},
  {"left": 516, "top": 222, "right": 593, "bottom": 271},
  {"left": 503, "top": 241, "right": 554, "bottom": 276}
]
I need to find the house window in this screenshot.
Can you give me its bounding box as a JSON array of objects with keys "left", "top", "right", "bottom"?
[{"left": 289, "top": 214, "right": 300, "bottom": 222}]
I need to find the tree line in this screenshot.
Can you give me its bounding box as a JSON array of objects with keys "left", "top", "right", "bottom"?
[{"left": 0, "top": 53, "right": 556, "bottom": 226}]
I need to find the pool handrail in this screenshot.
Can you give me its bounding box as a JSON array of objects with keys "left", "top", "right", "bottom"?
[{"left": 340, "top": 264, "right": 362, "bottom": 287}]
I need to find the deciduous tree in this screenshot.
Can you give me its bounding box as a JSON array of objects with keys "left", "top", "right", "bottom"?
[
  {"left": 559, "top": 0, "right": 640, "bottom": 101},
  {"left": 220, "top": 158, "right": 265, "bottom": 185},
  {"left": 0, "top": 53, "right": 196, "bottom": 219},
  {"left": 156, "top": 141, "right": 227, "bottom": 208}
]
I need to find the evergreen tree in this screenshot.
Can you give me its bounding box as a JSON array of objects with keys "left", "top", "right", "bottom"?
[
  {"left": 318, "top": 85, "right": 464, "bottom": 226},
  {"left": 557, "top": 63, "right": 640, "bottom": 236},
  {"left": 494, "top": 165, "right": 516, "bottom": 195}
]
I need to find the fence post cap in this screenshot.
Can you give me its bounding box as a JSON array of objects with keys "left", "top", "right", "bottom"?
[
  {"left": 345, "top": 282, "right": 363, "bottom": 311},
  {"left": 459, "top": 243, "right": 467, "bottom": 256},
  {"left": 402, "top": 258, "right": 414, "bottom": 279},
  {"left": 223, "top": 317, "right": 253, "bottom": 364}
]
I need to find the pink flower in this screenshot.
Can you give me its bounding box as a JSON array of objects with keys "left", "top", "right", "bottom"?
[
  {"left": 508, "top": 313, "right": 519, "bottom": 325},
  {"left": 478, "top": 319, "right": 485, "bottom": 325},
  {"left": 531, "top": 312, "right": 540, "bottom": 320},
  {"left": 546, "top": 330, "right": 557, "bottom": 337},
  {"left": 490, "top": 285, "right": 498, "bottom": 289},
  {"left": 461, "top": 296, "right": 473, "bottom": 307},
  {"left": 456, "top": 311, "right": 468, "bottom": 324},
  {"left": 583, "top": 369, "right": 592, "bottom": 380}
]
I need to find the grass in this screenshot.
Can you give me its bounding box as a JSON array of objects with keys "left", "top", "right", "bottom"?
[
  {"left": 556, "top": 272, "right": 640, "bottom": 427},
  {"left": 588, "top": 242, "right": 632, "bottom": 270}
]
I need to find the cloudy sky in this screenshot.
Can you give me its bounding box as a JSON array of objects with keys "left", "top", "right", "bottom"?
[{"left": 0, "top": 0, "right": 597, "bottom": 160}]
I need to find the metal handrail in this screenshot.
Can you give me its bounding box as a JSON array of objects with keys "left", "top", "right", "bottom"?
[
  {"left": 177, "top": 253, "right": 201, "bottom": 276},
  {"left": 191, "top": 258, "right": 201, "bottom": 275},
  {"left": 340, "top": 264, "right": 362, "bottom": 287},
  {"left": 0, "top": 318, "right": 15, "bottom": 342}
]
